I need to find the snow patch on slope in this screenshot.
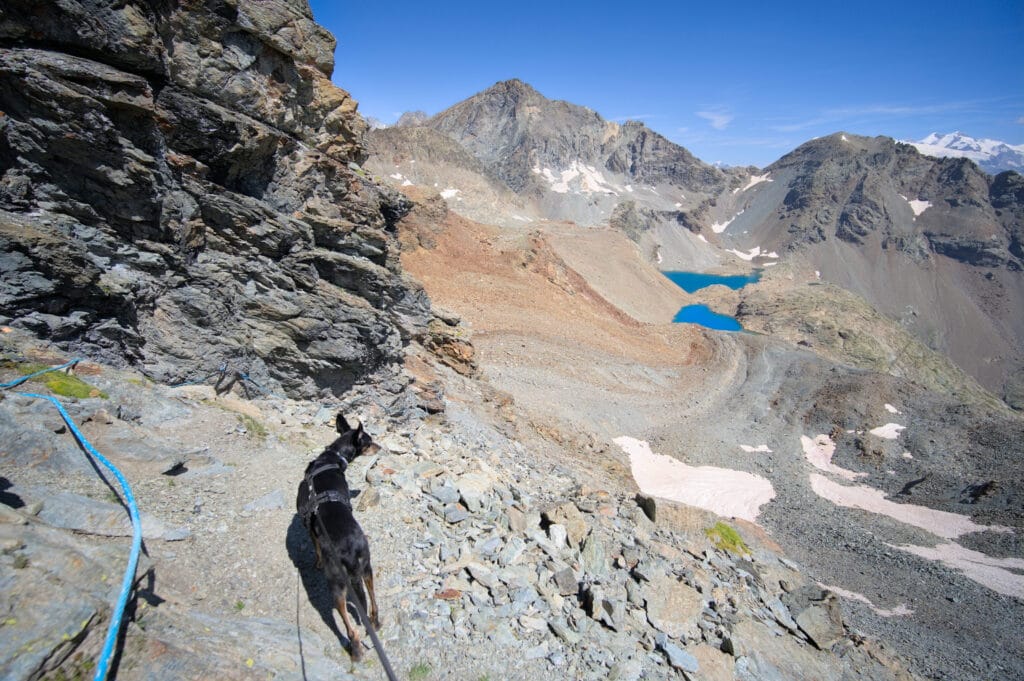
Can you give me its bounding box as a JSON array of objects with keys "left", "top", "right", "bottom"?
[
  {"left": 728, "top": 246, "right": 779, "bottom": 262},
  {"left": 533, "top": 161, "right": 620, "bottom": 195},
  {"left": 712, "top": 209, "right": 744, "bottom": 234},
  {"left": 801, "top": 434, "right": 866, "bottom": 481},
  {"left": 732, "top": 172, "right": 773, "bottom": 194},
  {"left": 809, "top": 474, "right": 1008, "bottom": 539},
  {"left": 617, "top": 436, "right": 775, "bottom": 523}
]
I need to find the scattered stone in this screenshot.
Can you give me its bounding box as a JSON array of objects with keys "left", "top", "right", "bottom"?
[
  {"left": 444, "top": 504, "right": 470, "bottom": 524},
  {"left": 644, "top": 575, "right": 704, "bottom": 639},
  {"left": 507, "top": 507, "right": 529, "bottom": 533},
  {"left": 162, "top": 527, "right": 192, "bottom": 542},
  {"left": 85, "top": 408, "right": 114, "bottom": 425},
  {"left": 766, "top": 598, "right": 799, "bottom": 633},
  {"left": 542, "top": 502, "right": 588, "bottom": 547},
  {"left": 430, "top": 481, "right": 461, "bottom": 505},
  {"left": 479, "top": 536, "right": 503, "bottom": 556},
  {"left": 656, "top": 633, "right": 700, "bottom": 674},
  {"left": 549, "top": 618, "right": 581, "bottom": 645},
  {"left": 580, "top": 533, "right": 608, "bottom": 577},
  {"left": 552, "top": 567, "right": 578, "bottom": 596},
  {"left": 356, "top": 486, "right": 381, "bottom": 511},
  {"left": 466, "top": 563, "right": 499, "bottom": 590},
  {"left": 498, "top": 537, "right": 526, "bottom": 566},
  {"left": 0, "top": 505, "right": 28, "bottom": 525},
  {"left": 609, "top": 658, "right": 644, "bottom": 681},
  {"left": 243, "top": 489, "right": 285, "bottom": 512},
  {"left": 548, "top": 523, "right": 568, "bottom": 549},
  {"left": 457, "top": 472, "right": 492, "bottom": 512},
  {"left": 524, "top": 642, "right": 549, "bottom": 660},
  {"left": 636, "top": 493, "right": 657, "bottom": 522},
  {"left": 520, "top": 615, "right": 547, "bottom": 631},
  {"left": 782, "top": 586, "right": 845, "bottom": 650}
]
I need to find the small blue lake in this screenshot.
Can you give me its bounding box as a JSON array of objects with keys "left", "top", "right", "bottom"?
[
  {"left": 663, "top": 270, "right": 761, "bottom": 293},
  {"left": 672, "top": 305, "right": 743, "bottom": 331},
  {"left": 665, "top": 270, "right": 760, "bottom": 332}
]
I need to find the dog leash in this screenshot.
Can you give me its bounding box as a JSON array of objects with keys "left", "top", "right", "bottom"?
[{"left": 348, "top": 574, "right": 400, "bottom": 681}]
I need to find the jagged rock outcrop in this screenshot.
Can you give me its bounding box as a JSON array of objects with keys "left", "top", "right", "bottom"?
[{"left": 0, "top": 0, "right": 431, "bottom": 398}]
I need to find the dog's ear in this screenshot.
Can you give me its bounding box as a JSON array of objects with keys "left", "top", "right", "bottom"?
[{"left": 336, "top": 413, "right": 351, "bottom": 434}]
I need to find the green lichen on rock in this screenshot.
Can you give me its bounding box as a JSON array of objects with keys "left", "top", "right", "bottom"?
[
  {"left": 13, "top": 363, "right": 108, "bottom": 399},
  {"left": 237, "top": 414, "right": 267, "bottom": 441},
  {"left": 705, "top": 521, "right": 750, "bottom": 556}
]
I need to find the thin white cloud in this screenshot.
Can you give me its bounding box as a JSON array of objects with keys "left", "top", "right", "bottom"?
[
  {"left": 611, "top": 114, "right": 658, "bottom": 122},
  {"left": 1017, "top": 116, "right": 1024, "bottom": 125},
  {"left": 769, "top": 100, "right": 986, "bottom": 133},
  {"left": 696, "top": 110, "right": 734, "bottom": 130}
]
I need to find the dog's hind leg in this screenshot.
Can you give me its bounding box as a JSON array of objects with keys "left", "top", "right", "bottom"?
[
  {"left": 363, "top": 570, "right": 381, "bottom": 629},
  {"left": 312, "top": 534, "right": 323, "bottom": 570},
  {"left": 335, "top": 591, "right": 363, "bottom": 661}
]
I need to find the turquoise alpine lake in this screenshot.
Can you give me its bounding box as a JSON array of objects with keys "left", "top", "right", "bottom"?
[
  {"left": 663, "top": 270, "right": 761, "bottom": 293},
  {"left": 664, "top": 270, "right": 761, "bottom": 331},
  {"left": 672, "top": 305, "right": 743, "bottom": 331}
]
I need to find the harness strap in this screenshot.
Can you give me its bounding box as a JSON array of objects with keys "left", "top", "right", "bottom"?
[
  {"left": 308, "top": 460, "right": 344, "bottom": 479},
  {"left": 313, "top": 489, "right": 350, "bottom": 506}
]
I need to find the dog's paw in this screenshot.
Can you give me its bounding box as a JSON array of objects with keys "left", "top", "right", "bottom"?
[
  {"left": 349, "top": 645, "right": 364, "bottom": 662},
  {"left": 372, "top": 614, "right": 382, "bottom": 629}
]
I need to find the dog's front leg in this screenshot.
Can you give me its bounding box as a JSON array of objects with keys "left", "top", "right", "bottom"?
[{"left": 335, "top": 591, "right": 363, "bottom": 661}]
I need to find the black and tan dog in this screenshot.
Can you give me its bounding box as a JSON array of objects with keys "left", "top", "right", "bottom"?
[{"left": 297, "top": 414, "right": 381, "bottom": 660}]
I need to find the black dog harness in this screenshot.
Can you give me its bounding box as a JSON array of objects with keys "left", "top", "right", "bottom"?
[{"left": 305, "top": 460, "right": 350, "bottom": 511}]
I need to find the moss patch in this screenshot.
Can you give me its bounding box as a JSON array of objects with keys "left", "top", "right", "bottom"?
[
  {"left": 13, "top": 363, "right": 108, "bottom": 399},
  {"left": 705, "top": 521, "right": 750, "bottom": 556},
  {"left": 409, "top": 663, "right": 431, "bottom": 680},
  {"left": 237, "top": 414, "right": 267, "bottom": 441}
]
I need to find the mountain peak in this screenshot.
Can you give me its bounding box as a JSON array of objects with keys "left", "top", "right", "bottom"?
[
  {"left": 907, "top": 131, "right": 1024, "bottom": 174},
  {"left": 485, "top": 78, "right": 541, "bottom": 98}
]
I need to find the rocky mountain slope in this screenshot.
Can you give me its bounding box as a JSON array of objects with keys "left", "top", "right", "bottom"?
[
  {"left": 0, "top": 0, "right": 433, "bottom": 400},
  {"left": 0, "top": 326, "right": 924, "bottom": 681},
  {"left": 366, "top": 79, "right": 738, "bottom": 260},
  {"left": 367, "top": 85, "right": 1023, "bottom": 404},
  {"left": 907, "top": 132, "right": 1024, "bottom": 175},
  {"left": 713, "top": 133, "right": 1024, "bottom": 400},
  {"left": 393, "top": 189, "right": 1024, "bottom": 681},
  {"left": 2, "top": 6, "right": 1022, "bottom": 681}
]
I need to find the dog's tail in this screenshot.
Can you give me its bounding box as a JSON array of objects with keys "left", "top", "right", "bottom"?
[{"left": 348, "top": 574, "right": 399, "bottom": 681}]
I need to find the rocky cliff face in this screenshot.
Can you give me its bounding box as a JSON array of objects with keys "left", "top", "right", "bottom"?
[{"left": 0, "top": 0, "right": 431, "bottom": 399}]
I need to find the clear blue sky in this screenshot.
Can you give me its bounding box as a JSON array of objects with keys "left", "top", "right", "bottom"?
[{"left": 308, "top": 0, "right": 1024, "bottom": 167}]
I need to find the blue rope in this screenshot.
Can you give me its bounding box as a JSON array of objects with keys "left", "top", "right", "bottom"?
[
  {"left": 238, "top": 372, "right": 284, "bottom": 400},
  {"left": 1, "top": 361, "right": 141, "bottom": 681},
  {"left": 0, "top": 358, "right": 81, "bottom": 389},
  {"left": 20, "top": 393, "right": 142, "bottom": 681}
]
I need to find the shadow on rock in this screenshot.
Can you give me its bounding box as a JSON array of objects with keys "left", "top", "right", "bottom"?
[
  {"left": 0, "top": 477, "right": 24, "bottom": 508},
  {"left": 286, "top": 513, "right": 349, "bottom": 651}
]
